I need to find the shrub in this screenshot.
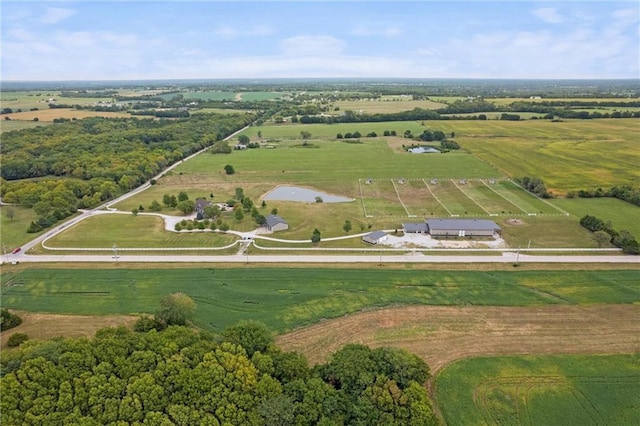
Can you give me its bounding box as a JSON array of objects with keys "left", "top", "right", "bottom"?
[
  {"left": 134, "top": 316, "right": 164, "bottom": 332},
  {"left": 7, "top": 333, "right": 29, "bottom": 347},
  {"left": 1, "top": 309, "right": 23, "bottom": 331}
]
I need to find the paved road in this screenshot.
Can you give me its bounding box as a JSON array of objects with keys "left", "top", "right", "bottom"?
[{"left": 4, "top": 252, "right": 639, "bottom": 264}]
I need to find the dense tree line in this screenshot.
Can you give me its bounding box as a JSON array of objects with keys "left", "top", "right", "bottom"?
[
  {"left": 1, "top": 322, "right": 436, "bottom": 425},
  {"left": 1, "top": 113, "right": 253, "bottom": 231},
  {"left": 579, "top": 215, "right": 639, "bottom": 254}
]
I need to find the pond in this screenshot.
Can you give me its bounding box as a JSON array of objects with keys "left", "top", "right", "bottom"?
[
  {"left": 262, "top": 186, "right": 354, "bottom": 203},
  {"left": 408, "top": 147, "right": 440, "bottom": 154}
]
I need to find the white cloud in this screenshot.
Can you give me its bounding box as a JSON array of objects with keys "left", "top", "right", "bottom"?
[
  {"left": 352, "top": 26, "right": 403, "bottom": 37},
  {"left": 531, "top": 7, "right": 564, "bottom": 24},
  {"left": 41, "top": 7, "right": 77, "bottom": 25},
  {"left": 279, "top": 35, "right": 345, "bottom": 57},
  {"left": 213, "top": 25, "right": 274, "bottom": 38}
]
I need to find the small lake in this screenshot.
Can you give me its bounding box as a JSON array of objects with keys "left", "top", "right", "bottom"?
[{"left": 263, "top": 186, "right": 354, "bottom": 203}]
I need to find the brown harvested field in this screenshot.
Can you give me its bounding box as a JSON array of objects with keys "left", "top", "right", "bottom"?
[
  {"left": 0, "top": 311, "right": 138, "bottom": 350},
  {"left": 276, "top": 304, "right": 640, "bottom": 375},
  {"left": 4, "top": 108, "right": 131, "bottom": 122}
]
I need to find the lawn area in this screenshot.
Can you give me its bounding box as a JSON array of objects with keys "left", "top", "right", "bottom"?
[
  {"left": 0, "top": 205, "right": 44, "bottom": 250},
  {"left": 1, "top": 268, "right": 638, "bottom": 333},
  {"left": 44, "top": 214, "right": 238, "bottom": 249},
  {"left": 435, "top": 354, "right": 640, "bottom": 425},
  {"left": 553, "top": 197, "right": 640, "bottom": 237}
]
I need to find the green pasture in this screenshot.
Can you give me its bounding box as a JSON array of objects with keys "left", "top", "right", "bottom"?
[
  {"left": 0, "top": 91, "right": 112, "bottom": 111},
  {"left": 435, "top": 354, "right": 640, "bottom": 425},
  {"left": 552, "top": 197, "right": 640, "bottom": 237},
  {"left": 243, "top": 121, "right": 431, "bottom": 141},
  {"left": 44, "top": 214, "right": 238, "bottom": 249},
  {"left": 238, "top": 92, "right": 284, "bottom": 101},
  {"left": 159, "top": 91, "right": 236, "bottom": 101},
  {"left": 2, "top": 268, "right": 638, "bottom": 333},
  {"left": 176, "top": 137, "right": 497, "bottom": 183}
]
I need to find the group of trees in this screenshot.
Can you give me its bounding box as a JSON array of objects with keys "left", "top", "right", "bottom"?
[
  {"left": 579, "top": 215, "right": 639, "bottom": 254},
  {"left": 1, "top": 113, "right": 253, "bottom": 232},
  {"left": 518, "top": 176, "right": 552, "bottom": 198},
  {"left": 1, "top": 321, "right": 436, "bottom": 425},
  {"left": 0, "top": 309, "right": 22, "bottom": 331}
]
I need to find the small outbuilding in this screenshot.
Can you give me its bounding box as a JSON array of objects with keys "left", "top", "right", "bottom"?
[
  {"left": 265, "top": 215, "right": 289, "bottom": 232},
  {"left": 362, "top": 230, "right": 388, "bottom": 245}
]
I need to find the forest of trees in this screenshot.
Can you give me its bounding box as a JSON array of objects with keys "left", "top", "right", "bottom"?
[
  {"left": 0, "top": 113, "right": 253, "bottom": 232},
  {"left": 0, "top": 322, "right": 436, "bottom": 425}
]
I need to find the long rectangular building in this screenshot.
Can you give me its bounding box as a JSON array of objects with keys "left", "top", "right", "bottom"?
[{"left": 426, "top": 218, "right": 501, "bottom": 237}]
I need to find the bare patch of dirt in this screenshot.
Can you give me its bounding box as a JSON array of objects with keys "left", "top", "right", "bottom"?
[
  {"left": 506, "top": 218, "right": 526, "bottom": 226},
  {"left": 0, "top": 311, "right": 138, "bottom": 349},
  {"left": 276, "top": 304, "right": 640, "bottom": 375}
]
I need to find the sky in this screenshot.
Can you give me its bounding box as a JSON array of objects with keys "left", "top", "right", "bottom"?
[{"left": 1, "top": 0, "right": 639, "bottom": 81}]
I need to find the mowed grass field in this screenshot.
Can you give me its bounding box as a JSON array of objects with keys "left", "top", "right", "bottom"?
[
  {"left": 1, "top": 268, "right": 638, "bottom": 333},
  {"left": 435, "top": 354, "right": 640, "bottom": 425},
  {"left": 44, "top": 214, "right": 238, "bottom": 249}
]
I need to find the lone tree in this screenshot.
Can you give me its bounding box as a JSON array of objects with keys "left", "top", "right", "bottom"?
[
  {"left": 155, "top": 292, "right": 196, "bottom": 327},
  {"left": 343, "top": 220, "right": 352, "bottom": 233},
  {"left": 224, "top": 164, "right": 235, "bottom": 175},
  {"left": 311, "top": 228, "right": 321, "bottom": 244},
  {"left": 300, "top": 130, "right": 312, "bottom": 140},
  {"left": 238, "top": 134, "right": 250, "bottom": 145}
]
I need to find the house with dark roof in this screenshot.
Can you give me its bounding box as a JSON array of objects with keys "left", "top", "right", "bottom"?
[
  {"left": 426, "top": 218, "right": 501, "bottom": 237},
  {"left": 265, "top": 215, "right": 289, "bottom": 232},
  {"left": 362, "top": 230, "right": 388, "bottom": 245}
]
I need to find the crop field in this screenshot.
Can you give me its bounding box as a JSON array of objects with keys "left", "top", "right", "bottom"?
[
  {"left": 2, "top": 268, "right": 638, "bottom": 334},
  {"left": 435, "top": 354, "right": 640, "bottom": 425},
  {"left": 435, "top": 118, "right": 640, "bottom": 194}
]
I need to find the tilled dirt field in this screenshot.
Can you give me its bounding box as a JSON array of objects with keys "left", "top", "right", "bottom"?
[{"left": 276, "top": 304, "right": 640, "bottom": 374}]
